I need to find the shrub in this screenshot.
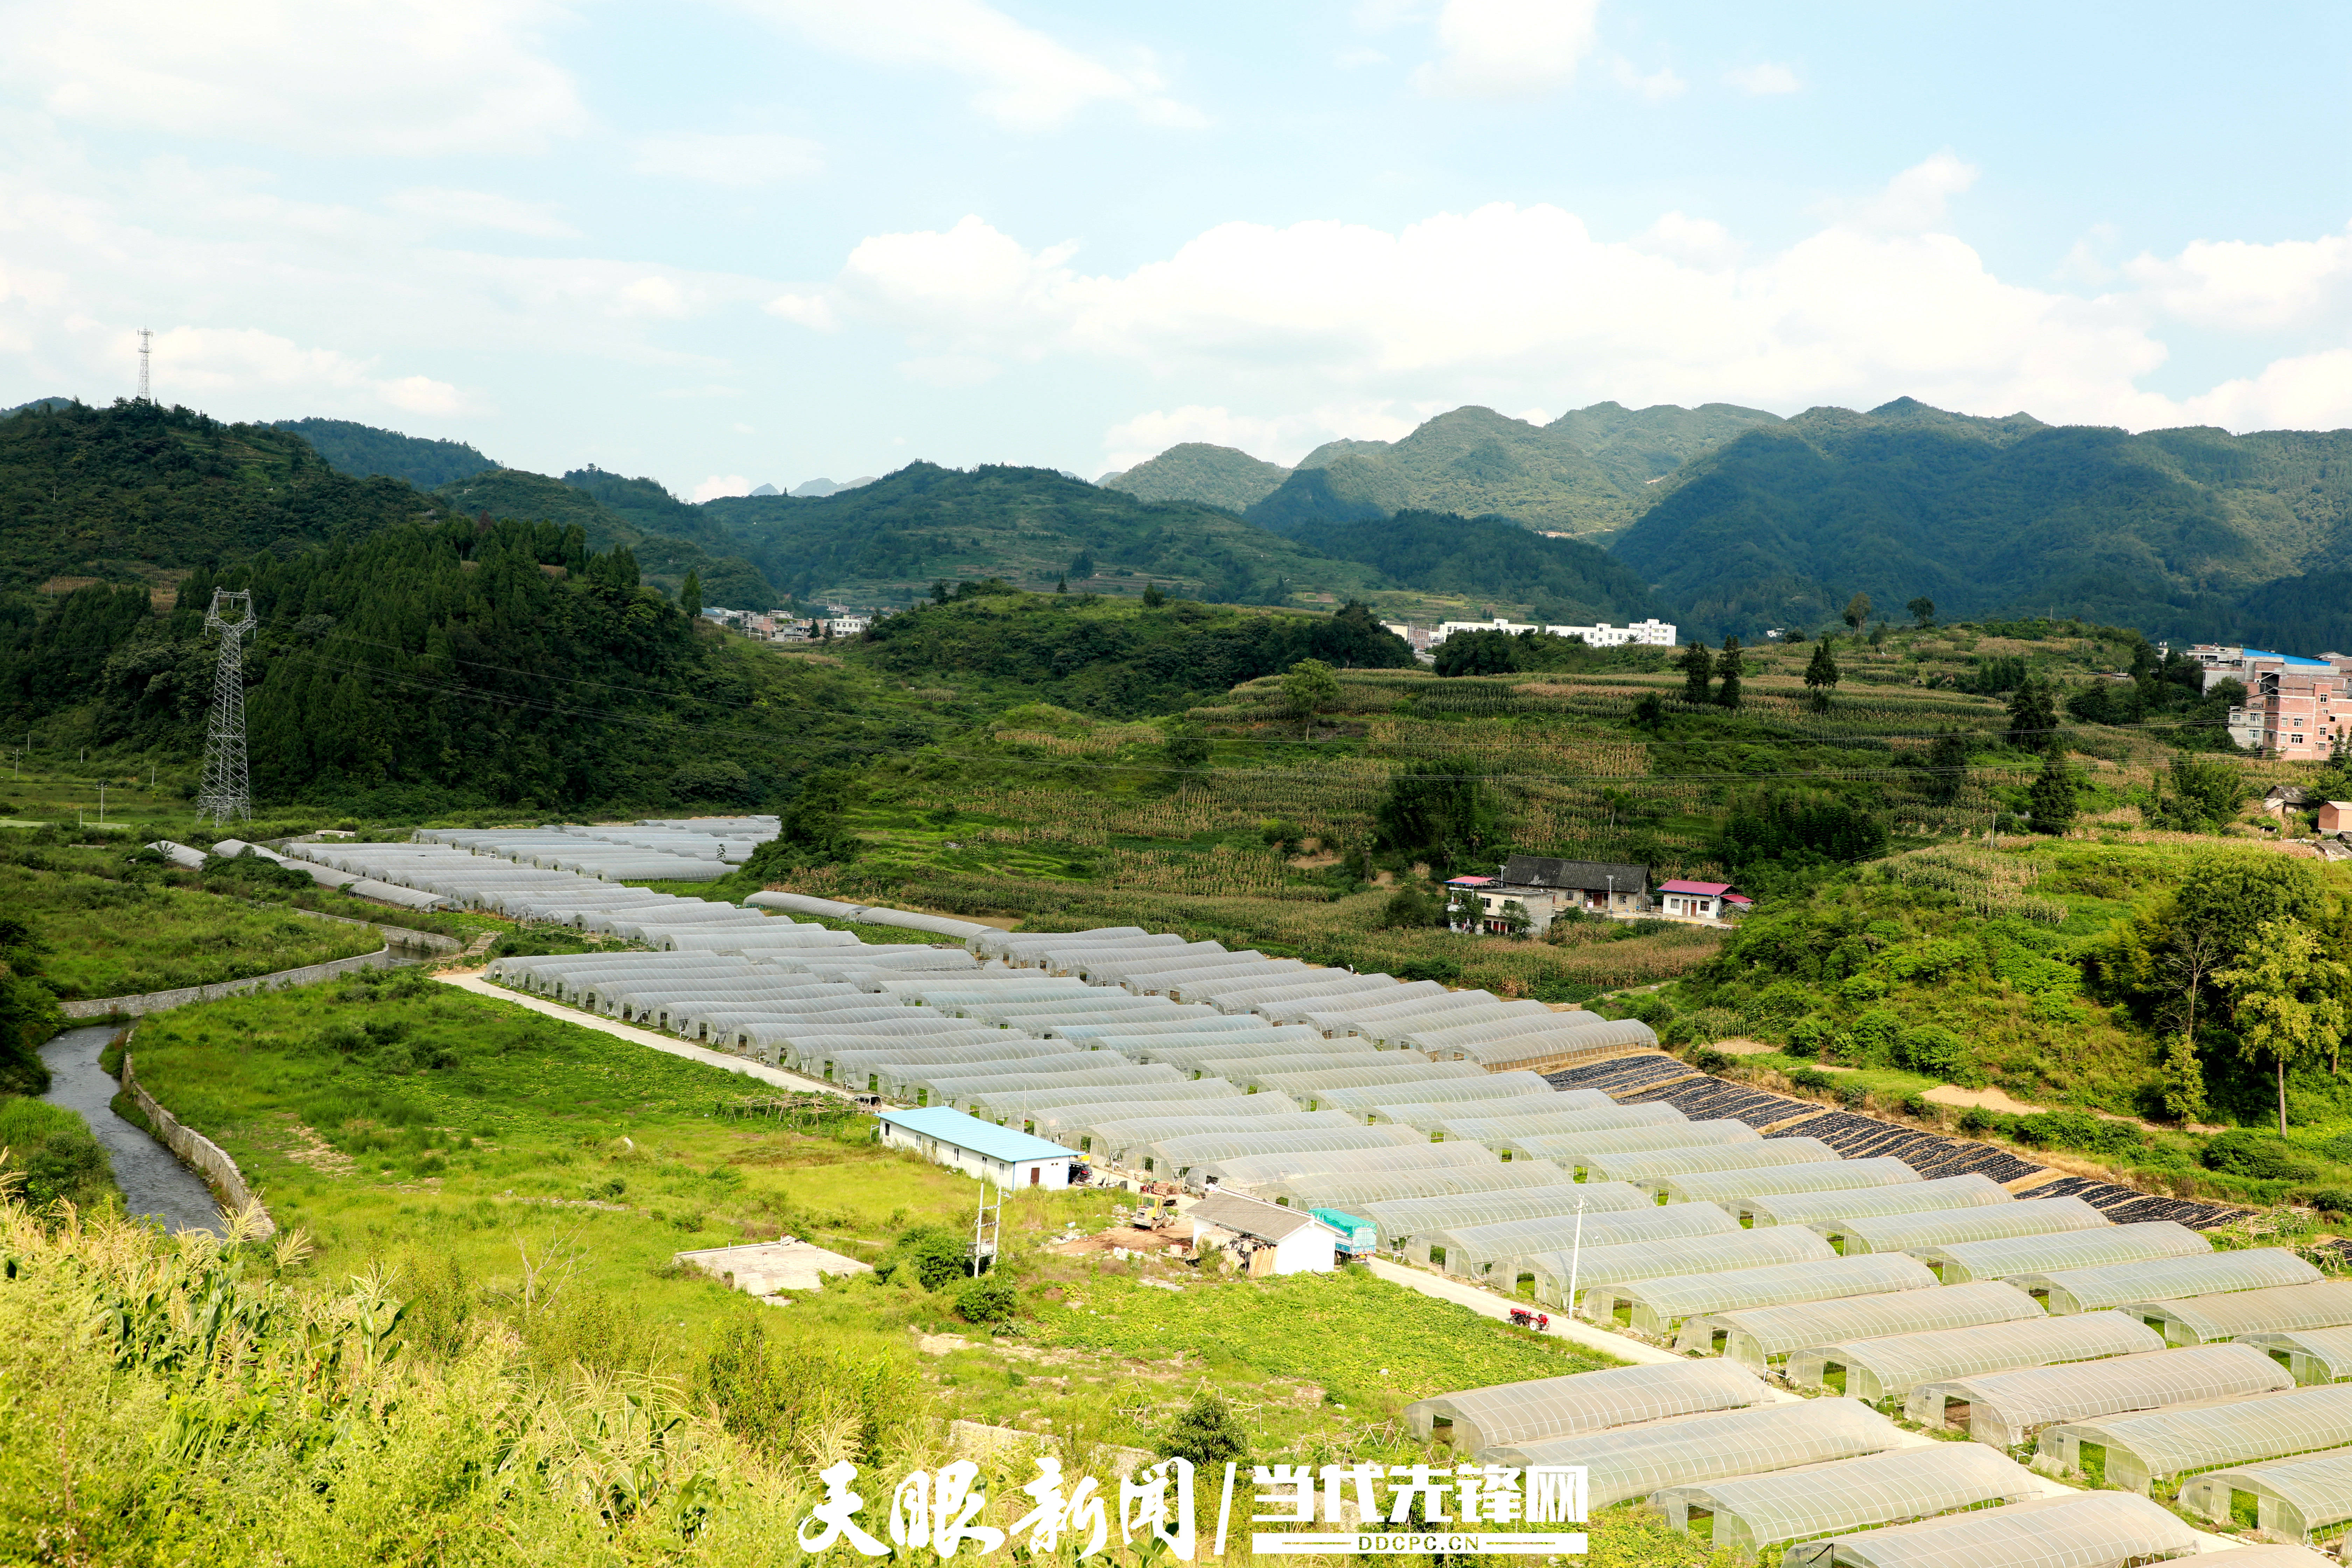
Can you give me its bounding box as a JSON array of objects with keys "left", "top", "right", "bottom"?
[
  {"left": 1155, "top": 1392, "right": 1248, "bottom": 1468},
  {"left": 1377, "top": 887, "right": 1442, "bottom": 930},
  {"left": 0, "top": 1097, "right": 114, "bottom": 1209},
  {"left": 1789, "top": 1066, "right": 1836, "bottom": 1093},
  {"left": 1786, "top": 1015, "right": 1836, "bottom": 1058},
  {"left": 1892, "top": 1024, "right": 1970, "bottom": 1081},
  {"left": 884, "top": 1224, "right": 973, "bottom": 1290},
  {"left": 2201, "top": 1129, "right": 2322, "bottom": 1183},
  {"left": 2301, "top": 1187, "right": 2352, "bottom": 1217},
  {"left": 1845, "top": 1009, "right": 1902, "bottom": 1064},
  {"left": 954, "top": 1273, "right": 1020, "bottom": 1326},
  {"left": 1689, "top": 1048, "right": 1731, "bottom": 1073}
]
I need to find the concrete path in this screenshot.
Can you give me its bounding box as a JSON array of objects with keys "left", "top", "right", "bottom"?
[
  {"left": 433, "top": 974, "right": 845, "bottom": 1097},
  {"left": 1364, "top": 1256, "right": 1695, "bottom": 1370},
  {"left": 39, "top": 1025, "right": 222, "bottom": 1235}
]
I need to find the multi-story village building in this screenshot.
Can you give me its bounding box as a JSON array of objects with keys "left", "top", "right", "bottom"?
[{"left": 2185, "top": 645, "right": 2349, "bottom": 758}]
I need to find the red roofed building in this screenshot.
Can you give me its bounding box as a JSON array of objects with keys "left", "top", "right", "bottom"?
[{"left": 1658, "top": 879, "right": 1750, "bottom": 922}]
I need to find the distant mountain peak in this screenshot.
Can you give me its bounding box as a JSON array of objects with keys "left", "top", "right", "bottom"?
[{"left": 1098, "top": 443, "right": 1292, "bottom": 514}]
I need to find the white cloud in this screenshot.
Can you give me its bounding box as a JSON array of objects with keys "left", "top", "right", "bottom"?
[
  {"left": 114, "top": 325, "right": 480, "bottom": 416},
  {"left": 1726, "top": 62, "right": 1801, "bottom": 95},
  {"left": 736, "top": 0, "right": 1199, "bottom": 131},
  {"left": 1611, "top": 59, "right": 1687, "bottom": 102},
  {"left": 632, "top": 132, "right": 823, "bottom": 187},
  {"left": 1844, "top": 151, "right": 1978, "bottom": 232},
  {"left": 764, "top": 292, "right": 840, "bottom": 330},
  {"left": 898, "top": 353, "right": 1001, "bottom": 388},
  {"left": 1335, "top": 46, "right": 1390, "bottom": 69},
  {"left": 1, "top": 0, "right": 586, "bottom": 155},
  {"left": 804, "top": 159, "right": 2352, "bottom": 439},
  {"left": 1414, "top": 0, "right": 1600, "bottom": 99},
  {"left": 692, "top": 474, "right": 754, "bottom": 502},
  {"left": 2124, "top": 223, "right": 2352, "bottom": 333},
  {"left": 2170, "top": 349, "right": 2352, "bottom": 432},
  {"left": 384, "top": 188, "right": 579, "bottom": 239}
]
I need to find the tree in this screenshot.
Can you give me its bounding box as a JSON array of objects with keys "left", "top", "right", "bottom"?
[
  {"left": 1142, "top": 582, "right": 1166, "bottom": 607},
  {"left": 1715, "top": 636, "right": 1744, "bottom": 710},
  {"left": 2216, "top": 918, "right": 2352, "bottom": 1134},
  {"left": 1282, "top": 658, "right": 1340, "bottom": 739},
  {"left": 1676, "top": 640, "right": 1713, "bottom": 705},
  {"left": 1802, "top": 641, "right": 1840, "bottom": 711},
  {"left": 931, "top": 579, "right": 951, "bottom": 604},
  {"left": 1054, "top": 574, "right": 1067, "bottom": 593},
  {"left": 679, "top": 568, "right": 702, "bottom": 619},
  {"left": 1925, "top": 732, "right": 1970, "bottom": 805},
  {"left": 1162, "top": 724, "right": 1211, "bottom": 771},
  {"left": 2151, "top": 753, "right": 2252, "bottom": 831},
  {"left": 1375, "top": 762, "right": 1499, "bottom": 875},
  {"left": 2028, "top": 750, "right": 2078, "bottom": 834},
  {"left": 1907, "top": 596, "right": 1935, "bottom": 628},
  {"left": 1156, "top": 1392, "right": 1248, "bottom": 1468},
  {"left": 1843, "top": 592, "right": 1872, "bottom": 629},
  {"left": 2158, "top": 1033, "right": 2210, "bottom": 1124},
  {"left": 1434, "top": 629, "right": 1519, "bottom": 677},
  {"left": 2005, "top": 678, "right": 2059, "bottom": 752}
]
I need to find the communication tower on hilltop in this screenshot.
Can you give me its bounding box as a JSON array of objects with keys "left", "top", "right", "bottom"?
[
  {"left": 137, "top": 327, "right": 152, "bottom": 402},
  {"left": 196, "top": 589, "right": 254, "bottom": 823}
]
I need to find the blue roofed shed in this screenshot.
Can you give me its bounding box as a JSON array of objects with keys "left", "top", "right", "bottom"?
[{"left": 877, "top": 1105, "right": 1082, "bottom": 1190}]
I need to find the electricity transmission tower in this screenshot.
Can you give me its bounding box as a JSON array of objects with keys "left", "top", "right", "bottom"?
[
  {"left": 196, "top": 589, "right": 254, "bottom": 823},
  {"left": 137, "top": 327, "right": 152, "bottom": 402}
]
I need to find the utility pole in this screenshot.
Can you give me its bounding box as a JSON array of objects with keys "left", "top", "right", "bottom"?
[{"left": 196, "top": 589, "right": 255, "bottom": 823}]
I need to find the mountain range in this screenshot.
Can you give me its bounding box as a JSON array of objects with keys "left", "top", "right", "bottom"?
[{"left": 9, "top": 392, "right": 2351, "bottom": 650}]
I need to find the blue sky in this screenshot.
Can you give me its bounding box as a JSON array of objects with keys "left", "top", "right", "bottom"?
[{"left": 2, "top": 1, "right": 2347, "bottom": 500}]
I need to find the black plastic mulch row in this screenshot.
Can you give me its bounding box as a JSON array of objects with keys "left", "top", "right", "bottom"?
[
  {"left": 2020, "top": 1175, "right": 2245, "bottom": 1229},
  {"left": 1764, "top": 1109, "right": 2047, "bottom": 1185},
  {"left": 1915, "top": 1145, "right": 2046, "bottom": 1184},
  {"left": 1621, "top": 1077, "right": 1819, "bottom": 1127},
  {"left": 1545, "top": 1054, "right": 1695, "bottom": 1098}
]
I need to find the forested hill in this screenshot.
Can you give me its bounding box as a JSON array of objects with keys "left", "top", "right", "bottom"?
[
  {"left": 12, "top": 518, "right": 888, "bottom": 814},
  {"left": 1098, "top": 442, "right": 1293, "bottom": 512},
  {"left": 432, "top": 468, "right": 776, "bottom": 608},
  {"left": 700, "top": 462, "right": 1383, "bottom": 606},
  {"left": 1242, "top": 401, "right": 1782, "bottom": 539},
  {"left": 0, "top": 400, "right": 431, "bottom": 593},
  {"left": 270, "top": 418, "right": 499, "bottom": 489},
  {"left": 1614, "top": 398, "right": 2352, "bottom": 643},
  {"left": 1270, "top": 510, "right": 1671, "bottom": 626}
]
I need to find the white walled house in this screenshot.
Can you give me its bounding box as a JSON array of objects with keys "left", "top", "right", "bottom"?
[
  {"left": 877, "top": 1106, "right": 1079, "bottom": 1191},
  {"left": 1187, "top": 1191, "right": 1340, "bottom": 1276},
  {"left": 1427, "top": 617, "right": 1676, "bottom": 649}
]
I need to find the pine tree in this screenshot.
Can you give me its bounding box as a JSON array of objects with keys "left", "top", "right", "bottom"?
[
  {"left": 2028, "top": 750, "right": 2078, "bottom": 834},
  {"left": 1715, "top": 637, "right": 1744, "bottom": 710},
  {"left": 2006, "top": 678, "right": 2060, "bottom": 752},
  {"left": 1677, "top": 640, "right": 1713, "bottom": 705},
  {"left": 1803, "top": 640, "right": 1840, "bottom": 710},
  {"left": 680, "top": 568, "right": 702, "bottom": 619}
]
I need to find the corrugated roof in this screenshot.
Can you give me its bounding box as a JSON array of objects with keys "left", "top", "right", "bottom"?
[
  {"left": 1498, "top": 855, "right": 1649, "bottom": 892},
  {"left": 877, "top": 1105, "right": 1079, "bottom": 1163},
  {"left": 1189, "top": 1191, "right": 1334, "bottom": 1242}
]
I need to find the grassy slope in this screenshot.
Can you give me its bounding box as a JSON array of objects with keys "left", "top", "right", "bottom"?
[{"left": 1099, "top": 442, "right": 1293, "bottom": 512}]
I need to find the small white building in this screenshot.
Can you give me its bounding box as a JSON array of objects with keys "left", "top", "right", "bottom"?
[
  {"left": 877, "top": 1106, "right": 1079, "bottom": 1191},
  {"left": 1186, "top": 1190, "right": 1340, "bottom": 1276},
  {"left": 1426, "top": 616, "right": 1677, "bottom": 649}
]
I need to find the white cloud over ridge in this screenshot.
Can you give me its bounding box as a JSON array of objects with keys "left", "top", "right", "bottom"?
[
  {"left": 1414, "top": 0, "right": 1601, "bottom": 99},
  {"left": 786, "top": 159, "right": 2352, "bottom": 453},
  {"left": 738, "top": 0, "right": 1199, "bottom": 131},
  {"left": 1, "top": 0, "right": 586, "bottom": 155}
]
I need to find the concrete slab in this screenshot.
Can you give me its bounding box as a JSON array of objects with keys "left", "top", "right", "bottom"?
[{"left": 674, "top": 1239, "right": 872, "bottom": 1295}]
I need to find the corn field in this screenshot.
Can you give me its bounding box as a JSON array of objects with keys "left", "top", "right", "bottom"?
[
  {"left": 1875, "top": 845, "right": 2070, "bottom": 924},
  {"left": 1102, "top": 844, "right": 1317, "bottom": 900}
]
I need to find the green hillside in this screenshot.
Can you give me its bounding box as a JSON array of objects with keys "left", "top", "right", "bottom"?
[
  {"left": 435, "top": 468, "right": 776, "bottom": 607},
  {"left": 1616, "top": 398, "right": 2352, "bottom": 643},
  {"left": 701, "top": 461, "right": 1382, "bottom": 606},
  {"left": 0, "top": 400, "right": 433, "bottom": 594},
  {"left": 1246, "top": 400, "right": 1782, "bottom": 539},
  {"left": 1275, "top": 509, "right": 1670, "bottom": 625},
  {"left": 270, "top": 417, "right": 499, "bottom": 489},
  {"left": 1098, "top": 441, "right": 1293, "bottom": 511}
]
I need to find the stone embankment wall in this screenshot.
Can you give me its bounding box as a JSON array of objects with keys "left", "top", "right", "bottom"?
[
  {"left": 119, "top": 1051, "right": 276, "bottom": 1238},
  {"left": 58, "top": 923, "right": 461, "bottom": 1020}
]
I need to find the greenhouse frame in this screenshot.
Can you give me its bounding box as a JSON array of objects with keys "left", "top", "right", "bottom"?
[
  {"left": 1678, "top": 1279, "right": 2041, "bottom": 1368},
  {"left": 1664, "top": 1157, "right": 1925, "bottom": 1211},
  {"left": 1526, "top": 1225, "right": 1835, "bottom": 1314},
  {"left": 1426, "top": 1201, "right": 1737, "bottom": 1281},
  {"left": 1501, "top": 1120, "right": 1758, "bottom": 1174},
  {"left": 1360, "top": 1183, "right": 1647, "bottom": 1254},
  {"left": 2119, "top": 1279, "right": 2352, "bottom": 1348},
  {"left": 1482, "top": 1399, "right": 1903, "bottom": 1509},
  {"left": 1422, "top": 1102, "right": 1684, "bottom": 1144},
  {"left": 2178, "top": 1445, "right": 2352, "bottom": 1545},
  {"left": 2036, "top": 1382, "right": 2352, "bottom": 1494},
  {"left": 1826, "top": 1196, "right": 2108, "bottom": 1256},
  {"left": 2015, "top": 1246, "right": 2322, "bottom": 1315},
  {"left": 1785, "top": 1310, "right": 2162, "bottom": 1404},
  {"left": 1597, "top": 1252, "right": 1937, "bottom": 1340},
  {"left": 1402, "top": 1360, "right": 1769, "bottom": 1452},
  {"left": 1922, "top": 1220, "right": 2209, "bottom": 1285},
  {"left": 1196, "top": 1140, "right": 1496, "bottom": 1191},
  {"left": 1654, "top": 1442, "right": 2042, "bottom": 1560},
  {"left": 1774, "top": 1490, "right": 2201, "bottom": 1568},
  {"left": 2244, "top": 1326, "right": 2352, "bottom": 1387},
  {"left": 1582, "top": 1136, "right": 1839, "bottom": 1187},
  {"left": 1266, "top": 1159, "right": 1574, "bottom": 1211},
  {"left": 1904, "top": 1342, "right": 2293, "bottom": 1448}
]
